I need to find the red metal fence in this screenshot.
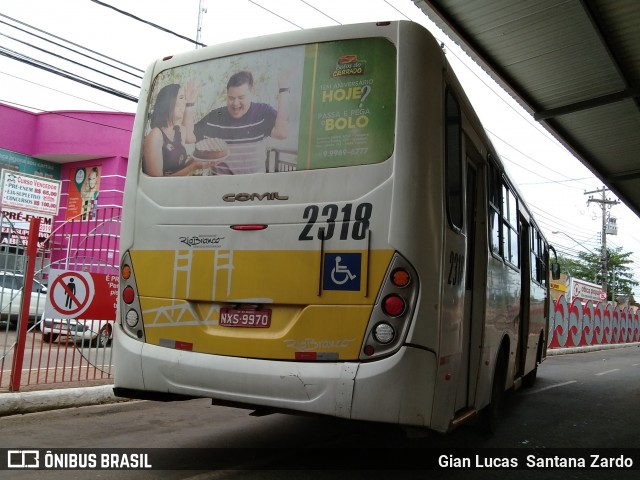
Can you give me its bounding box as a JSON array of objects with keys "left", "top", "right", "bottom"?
[{"left": 1, "top": 207, "right": 120, "bottom": 391}]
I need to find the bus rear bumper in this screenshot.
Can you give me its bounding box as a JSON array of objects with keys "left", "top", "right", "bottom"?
[{"left": 114, "top": 329, "right": 436, "bottom": 427}]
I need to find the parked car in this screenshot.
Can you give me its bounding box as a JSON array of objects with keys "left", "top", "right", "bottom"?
[
  {"left": 39, "top": 317, "right": 114, "bottom": 347},
  {"left": 0, "top": 270, "right": 48, "bottom": 327}
]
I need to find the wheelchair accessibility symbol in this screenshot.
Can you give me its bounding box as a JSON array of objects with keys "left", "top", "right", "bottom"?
[{"left": 323, "top": 253, "right": 361, "bottom": 291}]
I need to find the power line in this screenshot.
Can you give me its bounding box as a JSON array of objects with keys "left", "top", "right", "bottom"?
[
  {"left": 247, "top": 0, "right": 304, "bottom": 29},
  {"left": 0, "top": 71, "right": 123, "bottom": 111},
  {"left": 497, "top": 152, "right": 584, "bottom": 190},
  {"left": 383, "top": 0, "right": 413, "bottom": 20},
  {"left": 489, "top": 133, "right": 594, "bottom": 190},
  {"left": 439, "top": 39, "right": 567, "bottom": 152},
  {"left": 0, "top": 17, "right": 143, "bottom": 80},
  {"left": 0, "top": 12, "right": 143, "bottom": 74},
  {"left": 520, "top": 177, "right": 594, "bottom": 186},
  {"left": 300, "top": 1, "right": 341, "bottom": 24},
  {"left": 436, "top": 35, "right": 601, "bottom": 191},
  {"left": 0, "top": 32, "right": 140, "bottom": 89},
  {"left": 0, "top": 46, "right": 138, "bottom": 103},
  {"left": 529, "top": 205, "right": 599, "bottom": 237},
  {"left": 90, "top": 0, "right": 206, "bottom": 48}
]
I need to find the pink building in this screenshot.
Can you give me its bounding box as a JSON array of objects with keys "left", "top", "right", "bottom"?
[{"left": 0, "top": 102, "right": 134, "bottom": 275}]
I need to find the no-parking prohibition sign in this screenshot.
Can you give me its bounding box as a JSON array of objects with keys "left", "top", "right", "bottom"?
[{"left": 45, "top": 270, "right": 95, "bottom": 319}]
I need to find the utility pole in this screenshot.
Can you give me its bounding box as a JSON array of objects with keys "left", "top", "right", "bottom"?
[
  {"left": 196, "top": 0, "right": 207, "bottom": 49},
  {"left": 585, "top": 187, "right": 620, "bottom": 299}
]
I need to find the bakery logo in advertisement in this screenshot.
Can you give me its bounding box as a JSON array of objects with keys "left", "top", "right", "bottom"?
[
  {"left": 179, "top": 234, "right": 225, "bottom": 248},
  {"left": 331, "top": 54, "right": 366, "bottom": 78}
]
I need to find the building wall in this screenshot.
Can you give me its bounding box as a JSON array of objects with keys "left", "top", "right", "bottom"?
[
  {"left": 31, "top": 110, "right": 132, "bottom": 159},
  {"left": 0, "top": 103, "right": 133, "bottom": 265},
  {"left": 0, "top": 104, "right": 37, "bottom": 154}
]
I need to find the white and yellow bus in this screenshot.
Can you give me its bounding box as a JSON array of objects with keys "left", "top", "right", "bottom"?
[{"left": 114, "top": 20, "right": 552, "bottom": 433}]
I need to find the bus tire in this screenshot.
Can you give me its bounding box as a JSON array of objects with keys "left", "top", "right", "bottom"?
[{"left": 480, "top": 348, "right": 507, "bottom": 434}]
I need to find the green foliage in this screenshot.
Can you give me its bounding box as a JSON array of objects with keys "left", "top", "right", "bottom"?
[{"left": 558, "top": 247, "right": 638, "bottom": 300}]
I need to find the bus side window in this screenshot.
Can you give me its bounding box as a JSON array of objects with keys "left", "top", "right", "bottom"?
[
  {"left": 488, "top": 158, "right": 501, "bottom": 256},
  {"left": 502, "top": 183, "right": 519, "bottom": 267},
  {"left": 531, "top": 228, "right": 547, "bottom": 285},
  {"left": 445, "top": 88, "right": 463, "bottom": 231}
]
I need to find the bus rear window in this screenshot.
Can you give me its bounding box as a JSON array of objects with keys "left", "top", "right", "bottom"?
[{"left": 142, "top": 38, "right": 396, "bottom": 177}]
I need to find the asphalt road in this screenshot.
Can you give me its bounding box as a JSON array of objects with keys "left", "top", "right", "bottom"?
[{"left": 0, "top": 345, "right": 639, "bottom": 480}]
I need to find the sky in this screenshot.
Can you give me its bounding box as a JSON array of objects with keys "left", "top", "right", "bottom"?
[{"left": 1, "top": 0, "right": 639, "bottom": 294}]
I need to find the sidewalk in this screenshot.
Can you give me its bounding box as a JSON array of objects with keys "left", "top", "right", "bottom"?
[
  {"left": 0, "top": 383, "right": 127, "bottom": 417},
  {"left": 1, "top": 343, "right": 638, "bottom": 417}
]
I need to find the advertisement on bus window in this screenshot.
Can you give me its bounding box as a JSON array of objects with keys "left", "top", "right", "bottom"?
[{"left": 142, "top": 38, "right": 396, "bottom": 177}]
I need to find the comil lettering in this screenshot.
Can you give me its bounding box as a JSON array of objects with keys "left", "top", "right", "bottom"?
[{"left": 222, "top": 192, "right": 289, "bottom": 202}]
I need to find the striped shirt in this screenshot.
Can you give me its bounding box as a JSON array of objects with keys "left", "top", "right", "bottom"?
[{"left": 194, "top": 103, "right": 277, "bottom": 175}]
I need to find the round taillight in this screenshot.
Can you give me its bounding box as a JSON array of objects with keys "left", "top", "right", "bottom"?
[
  {"left": 391, "top": 268, "right": 410, "bottom": 287},
  {"left": 125, "top": 309, "right": 139, "bottom": 327},
  {"left": 374, "top": 323, "right": 395, "bottom": 344},
  {"left": 382, "top": 294, "right": 405, "bottom": 317},
  {"left": 122, "top": 286, "right": 135, "bottom": 304},
  {"left": 122, "top": 264, "right": 131, "bottom": 280},
  {"left": 364, "top": 345, "right": 375, "bottom": 356}
]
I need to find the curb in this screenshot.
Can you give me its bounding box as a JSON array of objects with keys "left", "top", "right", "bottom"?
[
  {"left": 0, "top": 385, "right": 128, "bottom": 417},
  {"left": 547, "top": 342, "right": 640, "bottom": 356}
]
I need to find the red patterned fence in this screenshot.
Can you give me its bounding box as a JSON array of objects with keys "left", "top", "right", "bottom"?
[{"left": 549, "top": 296, "right": 640, "bottom": 349}]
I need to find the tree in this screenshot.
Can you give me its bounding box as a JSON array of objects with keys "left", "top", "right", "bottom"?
[{"left": 558, "top": 247, "right": 638, "bottom": 301}]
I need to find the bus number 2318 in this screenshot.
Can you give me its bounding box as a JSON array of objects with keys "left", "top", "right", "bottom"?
[{"left": 298, "top": 202, "right": 372, "bottom": 241}]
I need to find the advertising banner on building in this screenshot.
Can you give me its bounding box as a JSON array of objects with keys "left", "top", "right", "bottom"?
[
  {"left": 568, "top": 277, "right": 607, "bottom": 303},
  {"left": 66, "top": 166, "right": 101, "bottom": 220},
  {"left": 0, "top": 170, "right": 61, "bottom": 216},
  {"left": 0, "top": 148, "right": 61, "bottom": 179},
  {"left": 0, "top": 209, "right": 52, "bottom": 248}
]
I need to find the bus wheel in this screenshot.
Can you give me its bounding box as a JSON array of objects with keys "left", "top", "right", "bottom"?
[{"left": 480, "top": 349, "right": 507, "bottom": 434}]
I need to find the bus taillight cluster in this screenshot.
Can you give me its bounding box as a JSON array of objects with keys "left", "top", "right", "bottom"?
[
  {"left": 120, "top": 252, "right": 144, "bottom": 341},
  {"left": 361, "top": 254, "right": 418, "bottom": 359}
]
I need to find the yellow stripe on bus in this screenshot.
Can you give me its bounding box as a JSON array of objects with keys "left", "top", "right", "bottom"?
[
  {"left": 139, "top": 300, "right": 372, "bottom": 359},
  {"left": 129, "top": 249, "right": 394, "bottom": 304},
  {"left": 130, "top": 248, "right": 394, "bottom": 359}
]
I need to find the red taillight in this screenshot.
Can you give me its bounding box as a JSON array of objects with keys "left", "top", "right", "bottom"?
[
  {"left": 123, "top": 286, "right": 135, "bottom": 304},
  {"left": 391, "top": 268, "right": 410, "bottom": 287},
  {"left": 382, "top": 294, "right": 405, "bottom": 317},
  {"left": 230, "top": 224, "right": 268, "bottom": 231}
]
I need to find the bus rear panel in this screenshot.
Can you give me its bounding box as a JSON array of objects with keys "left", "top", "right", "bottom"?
[{"left": 114, "top": 21, "right": 549, "bottom": 433}]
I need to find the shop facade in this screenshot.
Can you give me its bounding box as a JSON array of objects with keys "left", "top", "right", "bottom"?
[{"left": 0, "top": 102, "right": 134, "bottom": 280}]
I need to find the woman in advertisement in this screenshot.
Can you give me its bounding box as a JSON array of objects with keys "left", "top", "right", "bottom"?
[
  {"left": 80, "top": 167, "right": 100, "bottom": 220},
  {"left": 142, "top": 81, "right": 214, "bottom": 176}
]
